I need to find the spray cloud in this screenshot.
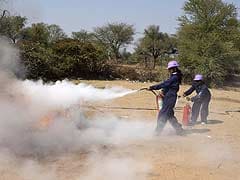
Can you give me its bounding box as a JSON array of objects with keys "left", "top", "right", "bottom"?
[{"left": 0, "top": 38, "right": 152, "bottom": 179}]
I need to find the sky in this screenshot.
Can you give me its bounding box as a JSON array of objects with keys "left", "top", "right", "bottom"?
[{"left": 3, "top": 0, "right": 240, "bottom": 36}]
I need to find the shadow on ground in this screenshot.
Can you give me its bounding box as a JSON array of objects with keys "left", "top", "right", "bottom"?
[
  {"left": 207, "top": 119, "right": 224, "bottom": 124},
  {"left": 184, "top": 128, "right": 210, "bottom": 135},
  {"left": 195, "top": 119, "right": 224, "bottom": 125}
]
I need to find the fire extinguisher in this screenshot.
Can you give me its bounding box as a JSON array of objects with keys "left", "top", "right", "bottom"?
[
  {"left": 139, "top": 88, "right": 164, "bottom": 111},
  {"left": 182, "top": 103, "right": 191, "bottom": 126},
  {"left": 155, "top": 91, "right": 164, "bottom": 111}
]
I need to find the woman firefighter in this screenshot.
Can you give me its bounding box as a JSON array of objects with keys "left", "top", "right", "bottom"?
[
  {"left": 183, "top": 74, "right": 211, "bottom": 125},
  {"left": 149, "top": 60, "right": 184, "bottom": 135}
]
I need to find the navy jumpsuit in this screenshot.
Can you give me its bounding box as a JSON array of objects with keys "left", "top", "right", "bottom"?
[
  {"left": 150, "top": 72, "right": 183, "bottom": 134},
  {"left": 184, "top": 81, "right": 211, "bottom": 123}
]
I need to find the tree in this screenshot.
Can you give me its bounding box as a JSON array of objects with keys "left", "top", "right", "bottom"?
[
  {"left": 120, "top": 48, "right": 132, "bottom": 62},
  {"left": 136, "top": 25, "right": 175, "bottom": 69},
  {"left": 53, "top": 39, "right": 109, "bottom": 78},
  {"left": 21, "top": 23, "right": 67, "bottom": 45},
  {"left": 21, "top": 23, "right": 50, "bottom": 44},
  {"left": 178, "top": 0, "right": 240, "bottom": 86},
  {"left": 19, "top": 38, "right": 112, "bottom": 81},
  {"left": 0, "top": 9, "right": 9, "bottom": 21},
  {"left": 72, "top": 30, "right": 94, "bottom": 43},
  {"left": 94, "top": 22, "right": 135, "bottom": 61},
  {"left": 47, "top": 24, "right": 67, "bottom": 43},
  {"left": 19, "top": 41, "right": 55, "bottom": 80},
  {"left": 0, "top": 15, "right": 27, "bottom": 43}
]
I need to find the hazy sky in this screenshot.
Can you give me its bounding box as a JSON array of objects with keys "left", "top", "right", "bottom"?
[{"left": 5, "top": 0, "right": 240, "bottom": 35}]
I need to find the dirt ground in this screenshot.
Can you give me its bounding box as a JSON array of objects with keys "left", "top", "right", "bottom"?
[{"left": 1, "top": 80, "right": 240, "bottom": 180}]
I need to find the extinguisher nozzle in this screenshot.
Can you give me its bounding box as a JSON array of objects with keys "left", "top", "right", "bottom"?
[{"left": 138, "top": 88, "right": 149, "bottom": 91}]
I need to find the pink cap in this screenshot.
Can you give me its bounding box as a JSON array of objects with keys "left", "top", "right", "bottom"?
[
  {"left": 194, "top": 74, "right": 203, "bottom": 81},
  {"left": 167, "top": 60, "right": 179, "bottom": 69}
]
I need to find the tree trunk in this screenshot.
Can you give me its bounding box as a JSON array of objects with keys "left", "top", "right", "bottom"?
[
  {"left": 113, "top": 48, "right": 120, "bottom": 63},
  {"left": 12, "top": 38, "right": 16, "bottom": 44},
  {"left": 160, "top": 58, "right": 163, "bottom": 80},
  {"left": 153, "top": 57, "right": 157, "bottom": 69},
  {"left": 144, "top": 57, "right": 148, "bottom": 68}
]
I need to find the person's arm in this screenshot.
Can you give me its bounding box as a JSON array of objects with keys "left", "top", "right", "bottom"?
[
  {"left": 183, "top": 85, "right": 195, "bottom": 96},
  {"left": 149, "top": 76, "right": 176, "bottom": 90},
  {"left": 191, "top": 84, "right": 208, "bottom": 102}
]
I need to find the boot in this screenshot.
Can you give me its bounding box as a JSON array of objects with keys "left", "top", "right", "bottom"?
[{"left": 176, "top": 127, "right": 185, "bottom": 136}]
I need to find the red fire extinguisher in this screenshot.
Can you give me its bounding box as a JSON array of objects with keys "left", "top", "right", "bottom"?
[
  {"left": 139, "top": 88, "right": 164, "bottom": 112},
  {"left": 182, "top": 103, "right": 191, "bottom": 126},
  {"left": 146, "top": 89, "right": 164, "bottom": 111},
  {"left": 156, "top": 91, "right": 164, "bottom": 111}
]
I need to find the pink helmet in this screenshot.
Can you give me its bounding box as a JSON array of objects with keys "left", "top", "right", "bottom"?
[
  {"left": 194, "top": 74, "right": 203, "bottom": 81},
  {"left": 167, "top": 60, "right": 179, "bottom": 69}
]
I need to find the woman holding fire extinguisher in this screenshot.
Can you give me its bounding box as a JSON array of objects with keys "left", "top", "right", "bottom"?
[
  {"left": 149, "top": 60, "right": 184, "bottom": 136},
  {"left": 183, "top": 74, "right": 211, "bottom": 125}
]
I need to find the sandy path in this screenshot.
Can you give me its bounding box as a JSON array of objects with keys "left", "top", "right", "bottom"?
[{"left": 0, "top": 80, "right": 239, "bottom": 180}]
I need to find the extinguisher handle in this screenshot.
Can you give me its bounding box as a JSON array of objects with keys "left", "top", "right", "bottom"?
[{"left": 150, "top": 90, "right": 158, "bottom": 96}]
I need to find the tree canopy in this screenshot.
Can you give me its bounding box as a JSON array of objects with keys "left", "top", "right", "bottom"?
[
  {"left": 21, "top": 23, "right": 67, "bottom": 44},
  {"left": 72, "top": 30, "right": 94, "bottom": 43},
  {"left": 94, "top": 23, "right": 135, "bottom": 60},
  {"left": 136, "top": 25, "right": 176, "bottom": 69},
  {"left": 178, "top": 0, "right": 240, "bottom": 86},
  {"left": 0, "top": 15, "right": 26, "bottom": 43}
]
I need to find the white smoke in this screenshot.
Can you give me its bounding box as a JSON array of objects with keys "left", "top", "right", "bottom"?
[
  {"left": 0, "top": 38, "right": 20, "bottom": 73},
  {"left": 0, "top": 76, "right": 145, "bottom": 156},
  {"left": 79, "top": 153, "right": 150, "bottom": 180},
  {"left": 20, "top": 80, "right": 137, "bottom": 109},
  {"left": 0, "top": 37, "right": 140, "bottom": 156},
  {"left": 0, "top": 38, "right": 152, "bottom": 179}
]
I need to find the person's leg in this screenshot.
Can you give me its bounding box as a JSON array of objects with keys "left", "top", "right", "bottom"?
[
  {"left": 155, "top": 97, "right": 172, "bottom": 134},
  {"left": 165, "top": 96, "right": 183, "bottom": 135},
  {"left": 168, "top": 109, "right": 184, "bottom": 135},
  {"left": 169, "top": 117, "right": 184, "bottom": 134},
  {"left": 191, "top": 101, "right": 201, "bottom": 124},
  {"left": 155, "top": 112, "right": 168, "bottom": 135},
  {"left": 200, "top": 97, "right": 210, "bottom": 123}
]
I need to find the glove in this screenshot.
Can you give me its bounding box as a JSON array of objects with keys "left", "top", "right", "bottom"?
[{"left": 149, "top": 86, "right": 154, "bottom": 91}]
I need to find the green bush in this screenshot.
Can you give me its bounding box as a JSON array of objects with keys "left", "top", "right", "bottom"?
[{"left": 19, "top": 39, "right": 113, "bottom": 81}]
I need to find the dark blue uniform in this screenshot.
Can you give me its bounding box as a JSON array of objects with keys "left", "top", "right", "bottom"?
[
  {"left": 184, "top": 81, "right": 211, "bottom": 123},
  {"left": 150, "top": 72, "right": 183, "bottom": 134}
]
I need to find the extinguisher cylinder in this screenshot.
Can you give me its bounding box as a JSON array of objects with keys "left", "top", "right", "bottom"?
[{"left": 182, "top": 104, "right": 191, "bottom": 126}]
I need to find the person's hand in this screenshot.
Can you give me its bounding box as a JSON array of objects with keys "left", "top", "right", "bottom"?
[
  {"left": 191, "top": 97, "right": 195, "bottom": 102},
  {"left": 148, "top": 86, "right": 153, "bottom": 91}
]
